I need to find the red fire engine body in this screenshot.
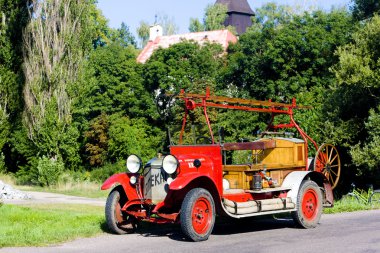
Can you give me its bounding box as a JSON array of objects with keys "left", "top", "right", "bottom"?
[{"left": 101, "top": 88, "right": 341, "bottom": 241}]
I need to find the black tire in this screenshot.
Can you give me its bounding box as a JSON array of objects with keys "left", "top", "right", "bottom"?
[
  {"left": 292, "top": 180, "right": 323, "bottom": 228},
  {"left": 105, "top": 188, "right": 137, "bottom": 234},
  {"left": 180, "top": 188, "right": 216, "bottom": 242}
]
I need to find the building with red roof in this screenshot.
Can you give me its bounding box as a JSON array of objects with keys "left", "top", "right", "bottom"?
[{"left": 137, "top": 29, "right": 237, "bottom": 64}]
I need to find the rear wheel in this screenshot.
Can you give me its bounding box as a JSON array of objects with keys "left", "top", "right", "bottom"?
[
  {"left": 105, "top": 188, "right": 137, "bottom": 234},
  {"left": 292, "top": 180, "right": 322, "bottom": 228},
  {"left": 180, "top": 188, "right": 216, "bottom": 241},
  {"left": 314, "top": 144, "right": 341, "bottom": 189}
]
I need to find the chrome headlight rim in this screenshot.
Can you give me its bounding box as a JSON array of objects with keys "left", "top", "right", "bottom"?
[
  {"left": 126, "top": 154, "right": 142, "bottom": 173},
  {"left": 162, "top": 154, "right": 179, "bottom": 175}
]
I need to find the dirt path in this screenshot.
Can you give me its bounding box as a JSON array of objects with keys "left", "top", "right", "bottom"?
[{"left": 2, "top": 191, "right": 105, "bottom": 206}]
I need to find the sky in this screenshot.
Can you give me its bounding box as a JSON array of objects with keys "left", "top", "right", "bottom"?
[{"left": 97, "top": 0, "right": 352, "bottom": 37}]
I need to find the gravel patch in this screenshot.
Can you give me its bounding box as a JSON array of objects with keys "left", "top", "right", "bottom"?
[{"left": 0, "top": 180, "right": 31, "bottom": 200}]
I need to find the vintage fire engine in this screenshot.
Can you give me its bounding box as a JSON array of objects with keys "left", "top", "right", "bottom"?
[{"left": 101, "top": 88, "right": 341, "bottom": 241}]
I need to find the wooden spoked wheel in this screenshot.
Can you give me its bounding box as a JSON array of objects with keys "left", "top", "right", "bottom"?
[{"left": 314, "top": 144, "right": 341, "bottom": 189}]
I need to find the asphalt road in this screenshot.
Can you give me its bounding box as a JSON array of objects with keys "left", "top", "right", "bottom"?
[{"left": 1, "top": 209, "right": 379, "bottom": 253}]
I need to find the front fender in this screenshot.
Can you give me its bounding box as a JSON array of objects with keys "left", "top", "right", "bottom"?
[
  {"left": 101, "top": 173, "right": 130, "bottom": 190},
  {"left": 101, "top": 173, "right": 139, "bottom": 200},
  {"left": 169, "top": 172, "right": 214, "bottom": 191}
]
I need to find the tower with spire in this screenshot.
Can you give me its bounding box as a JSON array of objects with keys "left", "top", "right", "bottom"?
[{"left": 215, "top": 0, "right": 255, "bottom": 34}]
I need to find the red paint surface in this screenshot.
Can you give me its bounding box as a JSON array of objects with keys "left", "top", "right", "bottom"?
[
  {"left": 101, "top": 173, "right": 139, "bottom": 201},
  {"left": 302, "top": 189, "right": 319, "bottom": 221},
  {"left": 170, "top": 145, "right": 223, "bottom": 196},
  {"left": 192, "top": 196, "right": 213, "bottom": 234}
]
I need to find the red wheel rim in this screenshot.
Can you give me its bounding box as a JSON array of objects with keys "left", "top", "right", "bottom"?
[
  {"left": 192, "top": 197, "right": 212, "bottom": 234},
  {"left": 314, "top": 144, "right": 341, "bottom": 189},
  {"left": 302, "top": 189, "right": 319, "bottom": 221},
  {"left": 115, "top": 202, "right": 124, "bottom": 223}
]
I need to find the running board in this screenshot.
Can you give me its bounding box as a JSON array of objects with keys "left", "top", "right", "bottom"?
[{"left": 222, "top": 197, "right": 296, "bottom": 217}]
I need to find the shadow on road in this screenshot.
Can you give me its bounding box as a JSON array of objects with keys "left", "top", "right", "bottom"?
[
  {"left": 212, "top": 215, "right": 296, "bottom": 235},
  {"left": 101, "top": 215, "right": 297, "bottom": 242}
]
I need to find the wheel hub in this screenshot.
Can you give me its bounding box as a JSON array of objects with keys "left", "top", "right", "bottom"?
[
  {"left": 195, "top": 209, "right": 204, "bottom": 221},
  {"left": 326, "top": 163, "right": 331, "bottom": 173},
  {"left": 302, "top": 189, "right": 318, "bottom": 220}
]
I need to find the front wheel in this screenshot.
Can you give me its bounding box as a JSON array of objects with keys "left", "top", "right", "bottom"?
[
  {"left": 180, "top": 188, "right": 216, "bottom": 241},
  {"left": 292, "top": 180, "right": 323, "bottom": 228},
  {"left": 105, "top": 189, "right": 137, "bottom": 234}
]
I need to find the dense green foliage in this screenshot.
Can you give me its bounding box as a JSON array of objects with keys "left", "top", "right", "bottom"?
[
  {"left": 0, "top": 1, "right": 379, "bottom": 190},
  {"left": 332, "top": 15, "right": 380, "bottom": 180},
  {"left": 351, "top": 0, "right": 380, "bottom": 20},
  {"left": 189, "top": 3, "right": 235, "bottom": 33},
  {"left": 0, "top": 0, "right": 28, "bottom": 169}
]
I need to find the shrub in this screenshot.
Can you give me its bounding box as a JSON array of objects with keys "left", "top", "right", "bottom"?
[
  {"left": 37, "top": 156, "right": 64, "bottom": 187},
  {"left": 89, "top": 160, "right": 125, "bottom": 183}
]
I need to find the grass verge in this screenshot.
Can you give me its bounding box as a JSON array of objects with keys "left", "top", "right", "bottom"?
[
  {"left": 324, "top": 196, "right": 380, "bottom": 214},
  {"left": 0, "top": 203, "right": 105, "bottom": 247}
]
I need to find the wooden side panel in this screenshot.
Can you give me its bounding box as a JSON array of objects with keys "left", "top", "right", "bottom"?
[
  {"left": 257, "top": 139, "right": 306, "bottom": 169},
  {"left": 224, "top": 171, "right": 244, "bottom": 189},
  {"left": 223, "top": 165, "right": 251, "bottom": 189},
  {"left": 223, "top": 138, "right": 307, "bottom": 190},
  {"left": 295, "top": 144, "right": 305, "bottom": 166},
  {"left": 270, "top": 170, "right": 284, "bottom": 186}
]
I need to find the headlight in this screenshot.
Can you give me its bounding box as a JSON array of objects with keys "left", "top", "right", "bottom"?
[
  {"left": 126, "top": 155, "right": 142, "bottom": 173},
  {"left": 162, "top": 155, "right": 178, "bottom": 174},
  {"left": 130, "top": 176, "right": 137, "bottom": 185}
]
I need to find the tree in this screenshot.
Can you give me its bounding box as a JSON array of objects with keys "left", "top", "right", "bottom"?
[
  {"left": 115, "top": 22, "right": 136, "bottom": 47},
  {"left": 188, "top": 3, "right": 228, "bottom": 32},
  {"left": 250, "top": 3, "right": 293, "bottom": 31},
  {"left": 332, "top": 15, "right": 380, "bottom": 176},
  {"left": 204, "top": 3, "right": 228, "bottom": 31},
  {"left": 137, "top": 20, "right": 150, "bottom": 48},
  {"left": 352, "top": 0, "right": 380, "bottom": 20},
  {"left": 87, "top": 2, "right": 110, "bottom": 48},
  {"left": 143, "top": 41, "right": 224, "bottom": 93},
  {"left": 189, "top": 18, "right": 204, "bottom": 32},
  {"left": 22, "top": 0, "right": 96, "bottom": 171},
  {"left": 102, "top": 22, "right": 136, "bottom": 48},
  {"left": 107, "top": 114, "right": 163, "bottom": 162},
  {"left": 142, "top": 41, "right": 225, "bottom": 147},
  {"left": 85, "top": 43, "right": 153, "bottom": 119},
  {"left": 218, "top": 5, "right": 356, "bottom": 166},
  {"left": 157, "top": 13, "right": 179, "bottom": 36},
  {"left": 0, "top": 0, "right": 28, "bottom": 172},
  {"left": 84, "top": 113, "right": 109, "bottom": 167},
  {"left": 223, "top": 5, "right": 354, "bottom": 101},
  {"left": 351, "top": 106, "right": 380, "bottom": 174}
]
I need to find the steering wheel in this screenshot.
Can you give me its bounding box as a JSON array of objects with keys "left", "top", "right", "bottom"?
[{"left": 196, "top": 136, "right": 213, "bottom": 144}]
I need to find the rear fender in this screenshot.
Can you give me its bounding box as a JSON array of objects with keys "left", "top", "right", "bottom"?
[
  {"left": 282, "top": 171, "right": 333, "bottom": 206},
  {"left": 101, "top": 173, "right": 139, "bottom": 200}
]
